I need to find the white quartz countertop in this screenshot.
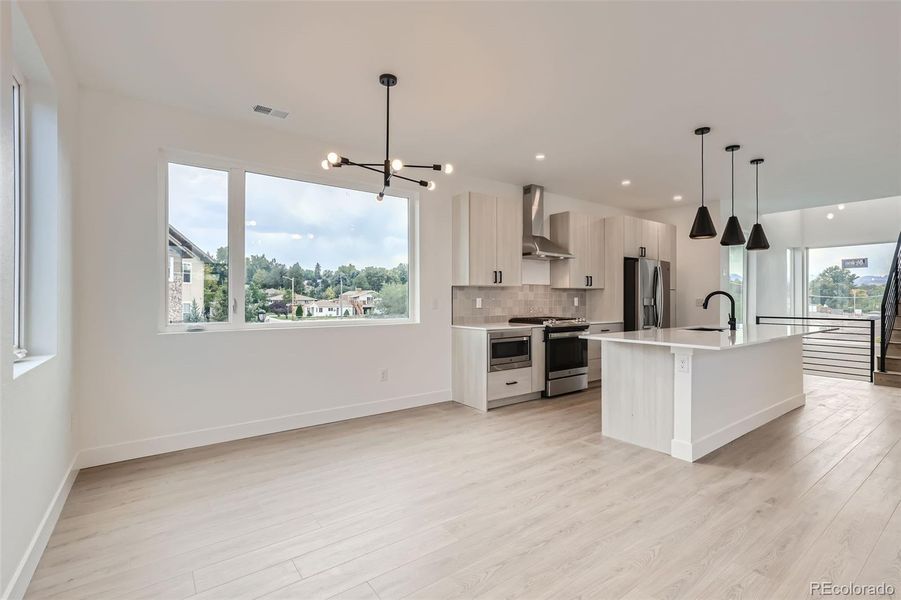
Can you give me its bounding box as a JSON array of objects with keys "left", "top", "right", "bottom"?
[
  {"left": 451, "top": 322, "right": 539, "bottom": 331},
  {"left": 452, "top": 319, "right": 622, "bottom": 331},
  {"left": 580, "top": 324, "right": 837, "bottom": 351}
]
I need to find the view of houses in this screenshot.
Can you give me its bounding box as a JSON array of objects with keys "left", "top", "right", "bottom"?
[{"left": 167, "top": 226, "right": 408, "bottom": 324}]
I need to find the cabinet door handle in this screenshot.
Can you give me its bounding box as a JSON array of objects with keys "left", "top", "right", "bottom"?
[
  {"left": 601, "top": 329, "right": 610, "bottom": 332},
  {"left": 506, "top": 381, "right": 518, "bottom": 385},
  {"left": 499, "top": 270, "right": 503, "bottom": 284},
  {"left": 589, "top": 275, "right": 593, "bottom": 287},
  {"left": 493, "top": 270, "right": 498, "bottom": 284}
]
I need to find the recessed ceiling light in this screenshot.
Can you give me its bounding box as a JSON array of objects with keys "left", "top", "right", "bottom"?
[
  {"left": 673, "top": 195, "right": 683, "bottom": 201},
  {"left": 826, "top": 213, "right": 835, "bottom": 220},
  {"left": 621, "top": 180, "right": 631, "bottom": 186},
  {"left": 535, "top": 153, "right": 546, "bottom": 161},
  {"left": 837, "top": 204, "right": 845, "bottom": 210}
]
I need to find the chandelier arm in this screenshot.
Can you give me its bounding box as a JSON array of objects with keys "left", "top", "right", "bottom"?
[
  {"left": 391, "top": 173, "right": 428, "bottom": 187},
  {"left": 404, "top": 164, "right": 442, "bottom": 170},
  {"left": 344, "top": 161, "right": 385, "bottom": 175}
]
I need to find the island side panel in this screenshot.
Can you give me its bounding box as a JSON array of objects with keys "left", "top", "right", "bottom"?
[
  {"left": 687, "top": 335, "right": 805, "bottom": 460},
  {"left": 601, "top": 340, "right": 674, "bottom": 453}
]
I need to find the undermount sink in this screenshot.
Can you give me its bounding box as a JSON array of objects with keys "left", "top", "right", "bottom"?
[{"left": 685, "top": 326, "right": 727, "bottom": 332}]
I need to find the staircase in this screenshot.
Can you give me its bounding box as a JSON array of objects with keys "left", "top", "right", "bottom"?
[{"left": 875, "top": 232, "right": 901, "bottom": 387}]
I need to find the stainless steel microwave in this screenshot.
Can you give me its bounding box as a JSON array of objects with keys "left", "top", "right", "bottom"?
[{"left": 488, "top": 330, "right": 532, "bottom": 372}]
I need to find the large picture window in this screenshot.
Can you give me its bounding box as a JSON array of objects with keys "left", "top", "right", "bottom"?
[
  {"left": 163, "top": 155, "right": 415, "bottom": 330},
  {"left": 244, "top": 172, "right": 409, "bottom": 324}
]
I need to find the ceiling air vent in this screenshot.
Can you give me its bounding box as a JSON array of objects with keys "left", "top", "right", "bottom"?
[{"left": 253, "top": 105, "right": 289, "bottom": 119}]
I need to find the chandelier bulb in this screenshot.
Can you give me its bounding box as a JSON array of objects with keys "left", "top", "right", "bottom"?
[
  {"left": 427, "top": 181, "right": 436, "bottom": 191},
  {"left": 376, "top": 192, "right": 385, "bottom": 202},
  {"left": 327, "top": 152, "right": 340, "bottom": 165},
  {"left": 391, "top": 158, "right": 404, "bottom": 172},
  {"left": 321, "top": 159, "right": 330, "bottom": 171},
  {"left": 443, "top": 163, "right": 454, "bottom": 174}
]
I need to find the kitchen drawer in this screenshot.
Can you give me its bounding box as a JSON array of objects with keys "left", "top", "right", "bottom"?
[
  {"left": 588, "top": 357, "right": 602, "bottom": 382},
  {"left": 587, "top": 322, "right": 624, "bottom": 360},
  {"left": 487, "top": 367, "right": 533, "bottom": 401}
]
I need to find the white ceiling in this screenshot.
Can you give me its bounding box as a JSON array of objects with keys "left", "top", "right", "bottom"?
[{"left": 50, "top": 1, "right": 901, "bottom": 214}]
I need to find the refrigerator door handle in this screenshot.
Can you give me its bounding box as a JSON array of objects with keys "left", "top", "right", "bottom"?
[{"left": 655, "top": 265, "right": 664, "bottom": 328}]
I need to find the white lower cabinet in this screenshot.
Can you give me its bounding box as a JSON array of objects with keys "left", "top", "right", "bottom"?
[
  {"left": 587, "top": 322, "right": 623, "bottom": 382},
  {"left": 487, "top": 368, "right": 533, "bottom": 401},
  {"left": 452, "top": 326, "right": 543, "bottom": 412}
]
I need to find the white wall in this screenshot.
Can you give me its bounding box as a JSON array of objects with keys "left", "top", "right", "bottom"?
[
  {"left": 640, "top": 204, "right": 723, "bottom": 327},
  {"left": 1, "top": 2, "right": 77, "bottom": 597},
  {"left": 755, "top": 195, "right": 901, "bottom": 317},
  {"left": 73, "top": 88, "right": 630, "bottom": 465}
]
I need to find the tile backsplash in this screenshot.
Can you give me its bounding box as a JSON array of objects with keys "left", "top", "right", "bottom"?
[{"left": 452, "top": 285, "right": 586, "bottom": 325}]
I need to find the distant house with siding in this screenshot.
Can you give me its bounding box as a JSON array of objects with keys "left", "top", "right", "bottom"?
[
  {"left": 167, "top": 226, "right": 213, "bottom": 323},
  {"left": 306, "top": 299, "right": 352, "bottom": 317},
  {"left": 338, "top": 289, "right": 377, "bottom": 315}
]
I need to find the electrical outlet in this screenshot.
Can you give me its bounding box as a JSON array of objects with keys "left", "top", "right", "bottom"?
[
  {"left": 475, "top": 297, "right": 482, "bottom": 309},
  {"left": 380, "top": 368, "right": 389, "bottom": 382},
  {"left": 677, "top": 356, "right": 690, "bottom": 373},
  {"left": 574, "top": 296, "right": 579, "bottom": 307}
]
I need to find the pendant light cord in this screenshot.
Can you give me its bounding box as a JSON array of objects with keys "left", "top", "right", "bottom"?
[
  {"left": 755, "top": 162, "right": 760, "bottom": 223},
  {"left": 731, "top": 150, "right": 735, "bottom": 216},
  {"left": 700, "top": 133, "right": 705, "bottom": 207}
]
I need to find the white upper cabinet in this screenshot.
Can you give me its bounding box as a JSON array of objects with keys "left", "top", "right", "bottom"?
[
  {"left": 549, "top": 212, "right": 605, "bottom": 289},
  {"left": 604, "top": 215, "right": 677, "bottom": 295},
  {"left": 452, "top": 192, "right": 522, "bottom": 287},
  {"left": 623, "top": 215, "right": 660, "bottom": 259}
]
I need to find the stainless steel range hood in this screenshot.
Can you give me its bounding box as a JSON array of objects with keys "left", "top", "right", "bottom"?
[{"left": 522, "top": 184, "right": 574, "bottom": 260}]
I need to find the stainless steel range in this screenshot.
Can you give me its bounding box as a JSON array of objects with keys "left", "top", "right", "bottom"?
[{"left": 508, "top": 316, "right": 589, "bottom": 397}]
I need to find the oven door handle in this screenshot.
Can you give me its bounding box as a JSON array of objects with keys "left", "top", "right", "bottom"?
[
  {"left": 490, "top": 336, "right": 531, "bottom": 343},
  {"left": 547, "top": 330, "right": 587, "bottom": 339}
]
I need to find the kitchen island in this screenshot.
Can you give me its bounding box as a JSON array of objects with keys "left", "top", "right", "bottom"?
[{"left": 581, "top": 325, "right": 835, "bottom": 462}]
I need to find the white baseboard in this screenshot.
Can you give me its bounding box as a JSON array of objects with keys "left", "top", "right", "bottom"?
[
  {"left": 77, "top": 389, "right": 451, "bottom": 469},
  {"left": 671, "top": 392, "right": 806, "bottom": 462},
  {"left": 2, "top": 456, "right": 78, "bottom": 600}
]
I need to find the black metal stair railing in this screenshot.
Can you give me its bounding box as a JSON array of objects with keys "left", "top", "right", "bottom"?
[
  {"left": 756, "top": 315, "right": 875, "bottom": 382},
  {"left": 879, "top": 231, "right": 901, "bottom": 372}
]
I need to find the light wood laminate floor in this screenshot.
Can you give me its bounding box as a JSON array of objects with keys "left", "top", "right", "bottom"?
[{"left": 27, "top": 376, "right": 901, "bottom": 599}]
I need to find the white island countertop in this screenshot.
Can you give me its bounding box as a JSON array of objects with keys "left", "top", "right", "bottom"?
[{"left": 581, "top": 324, "right": 836, "bottom": 351}]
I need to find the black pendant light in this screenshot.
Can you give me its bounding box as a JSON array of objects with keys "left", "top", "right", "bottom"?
[
  {"left": 322, "top": 73, "right": 452, "bottom": 201},
  {"left": 689, "top": 127, "right": 717, "bottom": 239},
  {"left": 746, "top": 158, "right": 770, "bottom": 250},
  {"left": 720, "top": 144, "right": 746, "bottom": 246}
]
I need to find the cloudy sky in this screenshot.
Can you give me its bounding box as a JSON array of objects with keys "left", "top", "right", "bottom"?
[
  {"left": 808, "top": 242, "right": 894, "bottom": 281},
  {"left": 168, "top": 164, "right": 409, "bottom": 270}
]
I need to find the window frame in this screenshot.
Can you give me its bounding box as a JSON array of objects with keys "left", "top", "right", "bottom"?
[
  {"left": 159, "top": 149, "right": 420, "bottom": 333},
  {"left": 181, "top": 259, "right": 192, "bottom": 284},
  {"left": 11, "top": 68, "right": 26, "bottom": 353}
]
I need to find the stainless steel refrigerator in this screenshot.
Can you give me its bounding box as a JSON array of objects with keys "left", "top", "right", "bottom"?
[{"left": 624, "top": 258, "right": 671, "bottom": 331}]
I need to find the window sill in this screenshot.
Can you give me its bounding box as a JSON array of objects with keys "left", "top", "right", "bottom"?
[
  {"left": 159, "top": 317, "right": 419, "bottom": 335},
  {"left": 13, "top": 354, "right": 55, "bottom": 379}
]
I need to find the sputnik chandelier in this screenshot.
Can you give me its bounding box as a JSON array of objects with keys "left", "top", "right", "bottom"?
[{"left": 322, "top": 73, "right": 453, "bottom": 201}]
